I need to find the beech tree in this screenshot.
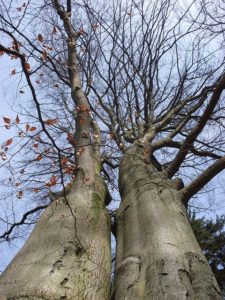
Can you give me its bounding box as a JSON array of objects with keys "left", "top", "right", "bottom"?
[{"left": 0, "top": 0, "right": 225, "bottom": 299}]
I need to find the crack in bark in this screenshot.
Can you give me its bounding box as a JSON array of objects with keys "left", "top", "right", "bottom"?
[
  {"left": 185, "top": 252, "right": 222, "bottom": 299},
  {"left": 178, "top": 268, "right": 193, "bottom": 299},
  {"left": 50, "top": 259, "right": 64, "bottom": 274},
  {"left": 60, "top": 278, "right": 69, "bottom": 288}
]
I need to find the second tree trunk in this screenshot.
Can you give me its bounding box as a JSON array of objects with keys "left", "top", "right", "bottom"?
[{"left": 113, "top": 146, "right": 222, "bottom": 300}]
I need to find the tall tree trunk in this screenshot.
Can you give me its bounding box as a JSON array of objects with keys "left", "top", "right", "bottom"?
[
  {"left": 0, "top": 172, "right": 111, "bottom": 300},
  {"left": 113, "top": 145, "right": 222, "bottom": 300},
  {"left": 0, "top": 26, "right": 112, "bottom": 296}
]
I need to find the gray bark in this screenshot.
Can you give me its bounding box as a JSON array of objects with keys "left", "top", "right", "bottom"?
[
  {"left": 0, "top": 174, "right": 111, "bottom": 300},
  {"left": 113, "top": 145, "right": 222, "bottom": 300}
]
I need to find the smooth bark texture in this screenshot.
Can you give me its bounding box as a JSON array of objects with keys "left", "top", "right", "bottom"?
[
  {"left": 0, "top": 173, "right": 111, "bottom": 300},
  {"left": 113, "top": 145, "right": 222, "bottom": 300}
]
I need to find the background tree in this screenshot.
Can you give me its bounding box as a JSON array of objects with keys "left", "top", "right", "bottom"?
[
  {"left": 190, "top": 213, "right": 225, "bottom": 296},
  {"left": 0, "top": 0, "right": 225, "bottom": 299}
]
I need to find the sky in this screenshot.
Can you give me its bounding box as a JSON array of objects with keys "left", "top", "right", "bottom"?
[{"left": 0, "top": 54, "right": 28, "bottom": 272}]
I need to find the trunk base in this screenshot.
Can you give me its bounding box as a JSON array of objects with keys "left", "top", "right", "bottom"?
[{"left": 0, "top": 185, "right": 111, "bottom": 300}]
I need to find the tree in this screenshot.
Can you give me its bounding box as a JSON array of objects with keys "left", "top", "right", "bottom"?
[
  {"left": 0, "top": 1, "right": 111, "bottom": 299},
  {"left": 0, "top": 0, "right": 225, "bottom": 299}
]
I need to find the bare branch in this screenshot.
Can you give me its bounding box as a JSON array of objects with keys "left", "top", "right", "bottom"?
[
  {"left": 181, "top": 156, "right": 225, "bottom": 204},
  {"left": 167, "top": 73, "right": 225, "bottom": 177},
  {"left": 0, "top": 204, "right": 48, "bottom": 240}
]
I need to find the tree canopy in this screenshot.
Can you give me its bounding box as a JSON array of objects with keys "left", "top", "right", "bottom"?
[{"left": 0, "top": 0, "right": 224, "bottom": 241}]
